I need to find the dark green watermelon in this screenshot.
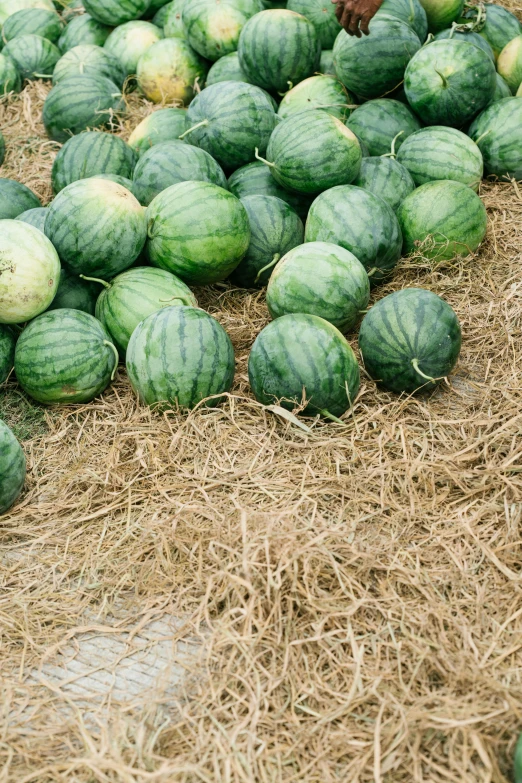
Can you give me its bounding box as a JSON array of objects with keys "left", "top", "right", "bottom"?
[
  {"left": 182, "top": 0, "right": 264, "bottom": 62},
  {"left": 128, "top": 108, "right": 188, "bottom": 157},
  {"left": 468, "top": 97, "right": 522, "bottom": 180},
  {"left": 206, "top": 51, "right": 253, "bottom": 86},
  {"left": 397, "top": 126, "right": 483, "bottom": 190},
  {"left": 346, "top": 98, "right": 421, "bottom": 157},
  {"left": 0, "top": 419, "right": 26, "bottom": 515},
  {"left": 52, "top": 44, "right": 126, "bottom": 86},
  {"left": 83, "top": 0, "right": 149, "bottom": 26},
  {"left": 57, "top": 13, "right": 112, "bottom": 53},
  {"left": 359, "top": 288, "right": 461, "bottom": 393},
  {"left": 0, "top": 178, "right": 41, "bottom": 219},
  {"left": 4, "top": 34, "right": 60, "bottom": 80},
  {"left": 375, "top": 0, "right": 427, "bottom": 41},
  {"left": 419, "top": 0, "right": 464, "bottom": 33},
  {"left": 15, "top": 206, "right": 48, "bottom": 231},
  {"left": 433, "top": 29, "right": 495, "bottom": 62},
  {"left": 43, "top": 74, "right": 125, "bottom": 142},
  {"left": 490, "top": 73, "right": 512, "bottom": 103},
  {"left": 47, "top": 269, "right": 102, "bottom": 315},
  {"left": 286, "top": 0, "right": 340, "bottom": 49},
  {"left": 228, "top": 161, "right": 313, "bottom": 220},
  {"left": 51, "top": 131, "right": 137, "bottom": 193},
  {"left": 464, "top": 3, "right": 521, "bottom": 59},
  {"left": 353, "top": 157, "right": 415, "bottom": 212},
  {"left": 0, "top": 325, "right": 16, "bottom": 384},
  {"left": 3, "top": 8, "right": 63, "bottom": 43},
  {"left": 0, "top": 53, "right": 22, "bottom": 94},
  {"left": 277, "top": 75, "right": 354, "bottom": 123}
]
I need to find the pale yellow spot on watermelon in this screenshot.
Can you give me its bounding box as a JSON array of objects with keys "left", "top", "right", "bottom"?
[
  {"left": 498, "top": 35, "right": 522, "bottom": 91},
  {"left": 207, "top": 11, "right": 242, "bottom": 50},
  {"left": 87, "top": 179, "right": 143, "bottom": 212},
  {"left": 140, "top": 73, "right": 191, "bottom": 104},
  {"left": 337, "top": 122, "right": 358, "bottom": 143}
]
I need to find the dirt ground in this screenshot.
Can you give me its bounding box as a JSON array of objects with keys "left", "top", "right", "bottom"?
[{"left": 1, "top": 12, "right": 522, "bottom": 781}]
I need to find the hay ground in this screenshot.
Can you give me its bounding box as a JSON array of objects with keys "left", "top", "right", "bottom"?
[{"left": 1, "top": 20, "right": 522, "bottom": 782}]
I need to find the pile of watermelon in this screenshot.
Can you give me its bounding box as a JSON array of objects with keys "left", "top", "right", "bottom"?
[{"left": 1, "top": 0, "right": 522, "bottom": 515}]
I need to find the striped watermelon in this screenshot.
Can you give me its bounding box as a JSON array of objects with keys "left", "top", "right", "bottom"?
[
  {"left": 468, "top": 97, "right": 522, "bottom": 180},
  {"left": 43, "top": 74, "right": 124, "bottom": 142},
  {"left": 0, "top": 52, "right": 21, "bottom": 93},
  {"left": 397, "top": 127, "right": 483, "bottom": 190},
  {"left": 464, "top": 3, "right": 521, "bottom": 59},
  {"left": 238, "top": 9, "right": 319, "bottom": 93},
  {"left": 230, "top": 194, "right": 304, "bottom": 287},
  {"left": 147, "top": 181, "right": 250, "bottom": 284},
  {"left": 286, "top": 0, "right": 340, "bottom": 48},
  {"left": 404, "top": 40, "right": 496, "bottom": 127},
  {"left": 397, "top": 180, "right": 487, "bottom": 260},
  {"left": 153, "top": 0, "right": 172, "bottom": 28},
  {"left": 319, "top": 48, "right": 334, "bottom": 74},
  {"left": 126, "top": 306, "right": 235, "bottom": 409},
  {"left": 52, "top": 44, "right": 126, "bottom": 86},
  {"left": 128, "top": 108, "right": 188, "bottom": 156},
  {"left": 0, "top": 326, "right": 16, "bottom": 384},
  {"left": 0, "top": 0, "right": 55, "bottom": 26},
  {"left": 277, "top": 75, "right": 354, "bottom": 122},
  {"left": 0, "top": 178, "right": 40, "bottom": 218},
  {"left": 14, "top": 308, "right": 118, "bottom": 404},
  {"left": 206, "top": 51, "right": 252, "bottom": 85},
  {"left": 491, "top": 73, "right": 512, "bottom": 103},
  {"left": 133, "top": 140, "right": 227, "bottom": 206},
  {"left": 163, "top": 0, "right": 185, "bottom": 36},
  {"left": 45, "top": 178, "right": 147, "bottom": 277},
  {"left": 333, "top": 19, "right": 421, "bottom": 100},
  {"left": 136, "top": 37, "right": 208, "bottom": 104},
  {"left": 353, "top": 157, "right": 415, "bottom": 212},
  {"left": 4, "top": 33, "right": 60, "bottom": 79},
  {"left": 48, "top": 268, "right": 102, "bottom": 314},
  {"left": 15, "top": 206, "right": 48, "bottom": 231},
  {"left": 83, "top": 0, "right": 149, "bottom": 25},
  {"left": 104, "top": 21, "right": 163, "bottom": 77},
  {"left": 375, "top": 0, "right": 427, "bottom": 41},
  {"left": 263, "top": 110, "right": 361, "bottom": 195},
  {"left": 248, "top": 313, "right": 360, "bottom": 419},
  {"left": 0, "top": 220, "right": 60, "bottom": 324},
  {"left": 184, "top": 80, "right": 277, "bottom": 170},
  {"left": 359, "top": 288, "right": 461, "bottom": 393},
  {"left": 95, "top": 266, "right": 197, "bottom": 356},
  {"left": 182, "top": 0, "right": 263, "bottom": 62},
  {"left": 57, "top": 14, "right": 112, "bottom": 53},
  {"left": 51, "top": 131, "right": 137, "bottom": 194},
  {"left": 497, "top": 36, "right": 522, "bottom": 92},
  {"left": 0, "top": 130, "right": 4, "bottom": 165},
  {"left": 266, "top": 240, "right": 369, "bottom": 332},
  {"left": 87, "top": 173, "right": 139, "bottom": 200},
  {"left": 0, "top": 420, "right": 26, "bottom": 515},
  {"left": 228, "top": 161, "right": 313, "bottom": 219},
  {"left": 418, "top": 0, "right": 463, "bottom": 32},
  {"left": 433, "top": 29, "right": 495, "bottom": 62},
  {"left": 345, "top": 98, "right": 421, "bottom": 157},
  {"left": 2, "top": 8, "right": 63, "bottom": 42},
  {"left": 305, "top": 185, "right": 402, "bottom": 283}
]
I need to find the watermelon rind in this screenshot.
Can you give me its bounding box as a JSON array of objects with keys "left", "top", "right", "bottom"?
[
  {"left": 228, "top": 160, "right": 313, "bottom": 220},
  {"left": 346, "top": 98, "right": 421, "bottom": 157},
  {"left": 104, "top": 21, "right": 164, "bottom": 77},
  {"left": 0, "top": 419, "right": 26, "bottom": 515},
  {"left": 0, "top": 52, "right": 22, "bottom": 93},
  {"left": 182, "top": 0, "right": 264, "bottom": 62},
  {"left": 87, "top": 173, "right": 140, "bottom": 200},
  {"left": 353, "top": 157, "right": 415, "bottom": 212},
  {"left": 4, "top": 33, "right": 60, "bottom": 79},
  {"left": 465, "top": 2, "right": 521, "bottom": 59},
  {"left": 375, "top": 0, "right": 428, "bottom": 41},
  {"left": 0, "top": 325, "right": 16, "bottom": 384},
  {"left": 57, "top": 13, "right": 112, "bottom": 53},
  {"left": 319, "top": 48, "right": 334, "bottom": 75},
  {"left": 162, "top": 0, "right": 185, "bottom": 37},
  {"left": 286, "top": 0, "right": 341, "bottom": 49},
  {"left": 433, "top": 28, "right": 495, "bottom": 62},
  {"left": 468, "top": 97, "right": 522, "bottom": 180},
  {"left": 206, "top": 51, "right": 253, "bottom": 86},
  {"left": 2, "top": 7, "right": 63, "bottom": 43},
  {"left": 0, "top": 0, "right": 55, "bottom": 27},
  {"left": 0, "top": 177, "right": 41, "bottom": 219},
  {"left": 15, "top": 206, "right": 48, "bottom": 231},
  {"left": 277, "top": 74, "right": 354, "bottom": 122},
  {"left": 128, "top": 107, "right": 188, "bottom": 156},
  {"left": 490, "top": 72, "right": 512, "bottom": 103},
  {"left": 418, "top": 0, "right": 464, "bottom": 33},
  {"left": 136, "top": 37, "right": 208, "bottom": 104},
  {"left": 83, "top": 0, "right": 149, "bottom": 26},
  {"left": 51, "top": 131, "right": 137, "bottom": 194},
  {"left": 43, "top": 74, "right": 125, "bottom": 142},
  {"left": 52, "top": 44, "right": 126, "bottom": 86},
  {"left": 497, "top": 35, "right": 522, "bottom": 93},
  {"left": 152, "top": 0, "right": 172, "bottom": 28},
  {"left": 48, "top": 268, "right": 102, "bottom": 315}
]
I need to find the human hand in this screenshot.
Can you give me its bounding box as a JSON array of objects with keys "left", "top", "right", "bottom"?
[{"left": 331, "top": 0, "right": 384, "bottom": 37}]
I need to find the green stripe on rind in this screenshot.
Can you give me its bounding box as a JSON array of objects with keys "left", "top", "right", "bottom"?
[
  {"left": 182, "top": 0, "right": 264, "bottom": 62},
  {"left": 404, "top": 39, "right": 496, "bottom": 128},
  {"left": 163, "top": 0, "right": 186, "bottom": 37},
  {"left": 277, "top": 75, "right": 354, "bottom": 123},
  {"left": 345, "top": 98, "right": 421, "bottom": 157},
  {"left": 4, "top": 34, "right": 60, "bottom": 80},
  {"left": 48, "top": 269, "right": 102, "bottom": 315},
  {"left": 468, "top": 97, "right": 522, "bottom": 180},
  {"left": 237, "top": 9, "right": 320, "bottom": 93},
  {"left": 305, "top": 184, "right": 402, "bottom": 282},
  {"left": 185, "top": 81, "right": 277, "bottom": 171},
  {"left": 228, "top": 162, "right": 313, "bottom": 220},
  {"left": 0, "top": 326, "right": 16, "bottom": 384},
  {"left": 83, "top": 0, "right": 149, "bottom": 26},
  {"left": 15, "top": 207, "right": 48, "bottom": 231},
  {"left": 103, "top": 21, "right": 163, "bottom": 76},
  {"left": 358, "top": 287, "right": 461, "bottom": 393},
  {"left": 128, "top": 108, "right": 188, "bottom": 157},
  {"left": 353, "top": 157, "right": 414, "bottom": 213},
  {"left": 206, "top": 51, "right": 253, "bottom": 86},
  {"left": 333, "top": 19, "right": 421, "bottom": 100},
  {"left": 418, "top": 0, "right": 463, "bottom": 33},
  {"left": 96, "top": 266, "right": 197, "bottom": 356},
  {"left": 248, "top": 313, "right": 360, "bottom": 417},
  {"left": 0, "top": 178, "right": 41, "bottom": 219},
  {"left": 229, "top": 194, "right": 304, "bottom": 288},
  {"left": 52, "top": 44, "right": 126, "bottom": 87},
  {"left": 375, "top": 0, "right": 427, "bottom": 41},
  {"left": 286, "top": 0, "right": 341, "bottom": 49},
  {"left": 0, "top": 420, "right": 26, "bottom": 515},
  {"left": 397, "top": 180, "right": 487, "bottom": 260},
  {"left": 490, "top": 73, "right": 512, "bottom": 104},
  {"left": 266, "top": 240, "right": 369, "bottom": 331},
  {"left": 52, "top": 131, "right": 137, "bottom": 194},
  {"left": 126, "top": 305, "right": 235, "bottom": 409},
  {"left": 57, "top": 14, "right": 112, "bottom": 53},
  {"left": 43, "top": 75, "right": 125, "bottom": 143},
  {"left": 433, "top": 29, "right": 495, "bottom": 62},
  {"left": 3, "top": 9, "right": 63, "bottom": 44},
  {"left": 396, "top": 126, "right": 483, "bottom": 190},
  {"left": 146, "top": 181, "right": 251, "bottom": 285},
  {"left": 14, "top": 308, "right": 117, "bottom": 404},
  {"left": 0, "top": 53, "right": 22, "bottom": 94},
  {"left": 478, "top": 4, "right": 521, "bottom": 59}
]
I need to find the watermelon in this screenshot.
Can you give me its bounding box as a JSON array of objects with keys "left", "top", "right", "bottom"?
[
  {"left": 345, "top": 98, "right": 421, "bottom": 157},
  {"left": 87, "top": 173, "right": 138, "bottom": 199},
  {"left": 146, "top": 181, "right": 250, "bottom": 284},
  {"left": 95, "top": 266, "right": 197, "bottom": 356},
  {"left": 333, "top": 19, "right": 421, "bottom": 100},
  {"left": 43, "top": 74, "right": 124, "bottom": 142},
  {"left": 48, "top": 268, "right": 102, "bottom": 314},
  {"left": 490, "top": 73, "right": 512, "bottom": 103},
  {"left": 4, "top": 33, "right": 60, "bottom": 79},
  {"left": 266, "top": 240, "right": 369, "bottom": 332},
  {"left": 0, "top": 325, "right": 16, "bottom": 384},
  {"left": 248, "top": 313, "right": 360, "bottom": 419},
  {"left": 14, "top": 308, "right": 118, "bottom": 404},
  {"left": 277, "top": 75, "right": 354, "bottom": 122},
  {"left": 153, "top": 0, "right": 173, "bottom": 28},
  {"left": 2, "top": 7, "right": 63, "bottom": 42},
  {"left": 183, "top": 81, "right": 277, "bottom": 170},
  {"left": 83, "top": 0, "right": 149, "bottom": 26},
  {"left": 262, "top": 110, "right": 361, "bottom": 195},
  {"left": 286, "top": 0, "right": 340, "bottom": 48},
  {"left": 0, "top": 178, "right": 40, "bottom": 218},
  {"left": 126, "top": 305, "right": 235, "bottom": 409},
  {"left": 418, "top": 0, "right": 463, "bottom": 33},
  {"left": 319, "top": 48, "right": 334, "bottom": 75},
  {"left": 104, "top": 21, "right": 163, "bottom": 77},
  {"left": 397, "top": 180, "right": 487, "bottom": 260},
  {"left": 15, "top": 206, "right": 48, "bottom": 231},
  {"left": 353, "top": 157, "right": 415, "bottom": 212},
  {"left": 468, "top": 97, "right": 522, "bottom": 180},
  {"left": 305, "top": 185, "right": 402, "bottom": 283},
  {"left": 133, "top": 140, "right": 227, "bottom": 206},
  {"left": 515, "top": 733, "right": 522, "bottom": 783},
  {"left": 128, "top": 108, "right": 188, "bottom": 156},
  {"left": 229, "top": 194, "right": 303, "bottom": 287},
  {"left": 237, "top": 9, "right": 319, "bottom": 93},
  {"left": 228, "top": 160, "right": 313, "bottom": 219},
  {"left": 465, "top": 3, "right": 521, "bottom": 59},
  {"left": 52, "top": 44, "right": 125, "bottom": 86},
  {"left": 163, "top": 0, "right": 185, "bottom": 37},
  {"left": 397, "top": 127, "right": 483, "bottom": 190},
  {"left": 0, "top": 0, "right": 55, "bottom": 26},
  {"left": 433, "top": 29, "right": 495, "bottom": 62},
  {"left": 206, "top": 51, "right": 252, "bottom": 85},
  {"left": 45, "top": 178, "right": 147, "bottom": 277},
  {"left": 404, "top": 40, "right": 496, "bottom": 127},
  {"left": 136, "top": 37, "right": 208, "bottom": 104},
  {"left": 0, "top": 420, "right": 26, "bottom": 515},
  {"left": 51, "top": 131, "right": 137, "bottom": 194},
  {"left": 182, "top": 0, "right": 263, "bottom": 62},
  {"left": 0, "top": 52, "right": 21, "bottom": 92},
  {"left": 0, "top": 130, "right": 4, "bottom": 165},
  {"left": 375, "top": 0, "right": 427, "bottom": 41},
  {"left": 57, "top": 14, "right": 112, "bottom": 53},
  {"left": 359, "top": 288, "right": 461, "bottom": 394},
  {"left": 497, "top": 36, "right": 522, "bottom": 93},
  {"left": 0, "top": 220, "right": 60, "bottom": 323}
]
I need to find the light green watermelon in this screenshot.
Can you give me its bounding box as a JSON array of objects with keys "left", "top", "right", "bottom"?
[
  {"left": 346, "top": 98, "right": 421, "bottom": 157},
  {"left": 353, "top": 157, "right": 415, "bottom": 212},
  {"left": 2, "top": 7, "right": 63, "bottom": 43},
  {"left": 153, "top": 0, "right": 173, "bottom": 28},
  {"left": 48, "top": 268, "right": 102, "bottom": 314},
  {"left": 43, "top": 74, "right": 125, "bottom": 142},
  {"left": 104, "top": 21, "right": 163, "bottom": 77},
  {"left": 0, "top": 419, "right": 26, "bottom": 515},
  {"left": 286, "top": 0, "right": 340, "bottom": 48},
  {"left": 128, "top": 108, "right": 188, "bottom": 156},
  {"left": 0, "top": 325, "right": 16, "bottom": 384},
  {"left": 278, "top": 74, "right": 354, "bottom": 122},
  {"left": 15, "top": 206, "right": 48, "bottom": 231},
  {"left": 206, "top": 51, "right": 252, "bottom": 85},
  {"left": 57, "top": 13, "right": 112, "bottom": 53},
  {"left": 4, "top": 33, "right": 60, "bottom": 79},
  {"left": 497, "top": 35, "right": 522, "bottom": 92},
  {"left": 228, "top": 160, "right": 313, "bottom": 220},
  {"left": 468, "top": 97, "right": 522, "bottom": 180},
  {"left": 0, "top": 52, "right": 21, "bottom": 92},
  {"left": 0, "top": 0, "right": 55, "bottom": 27},
  {"left": 182, "top": 0, "right": 264, "bottom": 62},
  {"left": 163, "top": 0, "right": 185, "bottom": 37},
  {"left": 0, "top": 177, "right": 40, "bottom": 218},
  {"left": 136, "top": 37, "right": 208, "bottom": 104},
  {"left": 52, "top": 44, "right": 126, "bottom": 86},
  {"left": 397, "top": 127, "right": 483, "bottom": 190},
  {"left": 83, "top": 0, "right": 149, "bottom": 26},
  {"left": 51, "top": 131, "right": 137, "bottom": 193}
]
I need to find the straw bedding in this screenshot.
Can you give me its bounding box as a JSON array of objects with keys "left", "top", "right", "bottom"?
[{"left": 1, "top": 15, "right": 522, "bottom": 780}]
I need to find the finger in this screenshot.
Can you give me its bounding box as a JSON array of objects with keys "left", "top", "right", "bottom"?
[
  {"left": 359, "top": 11, "right": 373, "bottom": 35},
  {"left": 340, "top": 7, "right": 353, "bottom": 31},
  {"left": 347, "top": 10, "right": 362, "bottom": 37}
]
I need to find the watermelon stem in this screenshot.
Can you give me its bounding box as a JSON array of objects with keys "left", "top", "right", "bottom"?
[
  {"left": 178, "top": 119, "right": 209, "bottom": 140},
  {"left": 158, "top": 296, "right": 192, "bottom": 305},
  {"left": 255, "top": 148, "right": 275, "bottom": 168},
  {"left": 434, "top": 69, "right": 449, "bottom": 89},
  {"left": 104, "top": 341, "right": 119, "bottom": 381},
  {"left": 255, "top": 254, "right": 280, "bottom": 283},
  {"left": 320, "top": 409, "right": 345, "bottom": 424},
  {"left": 80, "top": 274, "right": 110, "bottom": 289},
  {"left": 382, "top": 131, "right": 404, "bottom": 159},
  {"left": 411, "top": 358, "right": 440, "bottom": 383}
]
